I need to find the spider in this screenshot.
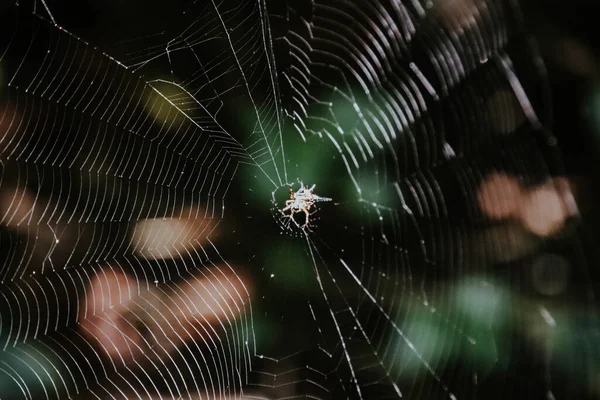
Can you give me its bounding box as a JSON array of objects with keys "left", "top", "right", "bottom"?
[{"left": 280, "top": 184, "right": 332, "bottom": 228}]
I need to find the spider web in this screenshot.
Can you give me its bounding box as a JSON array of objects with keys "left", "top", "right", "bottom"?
[{"left": 0, "top": 0, "right": 596, "bottom": 399}]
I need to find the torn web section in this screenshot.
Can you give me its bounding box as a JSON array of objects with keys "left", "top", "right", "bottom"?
[
  {"left": 0, "top": 4, "right": 252, "bottom": 399},
  {"left": 109, "top": 0, "right": 287, "bottom": 190},
  {"left": 266, "top": 0, "right": 561, "bottom": 398}
]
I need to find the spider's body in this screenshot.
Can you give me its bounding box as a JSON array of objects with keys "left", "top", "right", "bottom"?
[{"left": 280, "top": 184, "right": 332, "bottom": 228}]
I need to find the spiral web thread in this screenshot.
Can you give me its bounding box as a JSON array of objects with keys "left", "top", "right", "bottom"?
[{"left": 0, "top": 0, "right": 585, "bottom": 399}]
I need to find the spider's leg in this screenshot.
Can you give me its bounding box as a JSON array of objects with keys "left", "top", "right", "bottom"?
[
  {"left": 301, "top": 208, "right": 310, "bottom": 227},
  {"left": 281, "top": 203, "right": 292, "bottom": 212}
]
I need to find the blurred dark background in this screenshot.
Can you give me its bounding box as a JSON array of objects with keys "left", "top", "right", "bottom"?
[{"left": 1, "top": 0, "right": 600, "bottom": 399}]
